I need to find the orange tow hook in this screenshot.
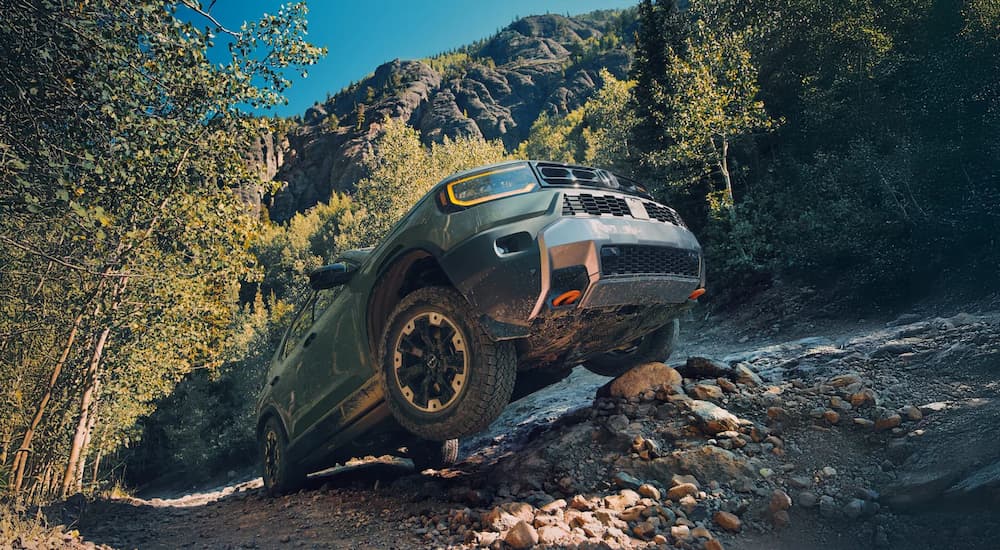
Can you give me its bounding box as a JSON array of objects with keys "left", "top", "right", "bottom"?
[
  {"left": 552, "top": 289, "right": 582, "bottom": 307},
  {"left": 689, "top": 288, "right": 706, "bottom": 300}
]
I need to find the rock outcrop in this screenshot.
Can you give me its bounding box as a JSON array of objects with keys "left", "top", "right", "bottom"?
[{"left": 248, "top": 14, "right": 632, "bottom": 221}]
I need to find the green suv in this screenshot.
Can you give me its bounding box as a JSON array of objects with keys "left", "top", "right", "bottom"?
[{"left": 257, "top": 161, "right": 704, "bottom": 494}]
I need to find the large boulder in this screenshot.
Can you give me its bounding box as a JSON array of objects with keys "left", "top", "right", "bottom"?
[{"left": 605, "top": 362, "right": 682, "bottom": 399}]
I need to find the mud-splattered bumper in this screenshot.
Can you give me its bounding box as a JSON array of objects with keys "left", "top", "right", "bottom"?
[{"left": 441, "top": 191, "right": 703, "bottom": 342}]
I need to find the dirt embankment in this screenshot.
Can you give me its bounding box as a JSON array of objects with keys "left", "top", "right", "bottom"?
[{"left": 16, "top": 308, "right": 1000, "bottom": 550}]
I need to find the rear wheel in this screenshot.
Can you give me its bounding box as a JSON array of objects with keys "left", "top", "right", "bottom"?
[
  {"left": 260, "top": 417, "right": 305, "bottom": 496},
  {"left": 411, "top": 438, "right": 460, "bottom": 470},
  {"left": 583, "top": 319, "right": 679, "bottom": 377},
  {"left": 380, "top": 287, "right": 516, "bottom": 441}
]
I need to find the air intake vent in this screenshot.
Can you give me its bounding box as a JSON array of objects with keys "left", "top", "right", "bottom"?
[{"left": 601, "top": 245, "right": 701, "bottom": 278}]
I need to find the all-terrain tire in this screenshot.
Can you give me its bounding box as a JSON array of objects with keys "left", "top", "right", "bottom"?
[
  {"left": 259, "top": 417, "right": 305, "bottom": 496},
  {"left": 379, "top": 286, "right": 517, "bottom": 441},
  {"left": 411, "top": 438, "right": 460, "bottom": 470},
  {"left": 583, "top": 319, "right": 679, "bottom": 377}
]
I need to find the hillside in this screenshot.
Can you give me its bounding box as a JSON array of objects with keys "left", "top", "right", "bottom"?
[{"left": 254, "top": 12, "right": 634, "bottom": 221}]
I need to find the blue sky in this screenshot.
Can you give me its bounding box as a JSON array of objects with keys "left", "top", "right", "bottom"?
[{"left": 202, "top": 1, "right": 637, "bottom": 117}]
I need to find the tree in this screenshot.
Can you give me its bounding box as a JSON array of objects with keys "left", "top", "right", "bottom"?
[
  {"left": 658, "top": 20, "right": 774, "bottom": 213},
  {"left": 0, "top": 0, "right": 324, "bottom": 501},
  {"left": 342, "top": 118, "right": 509, "bottom": 248}
]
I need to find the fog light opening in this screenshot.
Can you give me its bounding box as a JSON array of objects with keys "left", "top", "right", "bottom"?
[
  {"left": 552, "top": 289, "right": 582, "bottom": 307},
  {"left": 689, "top": 288, "right": 706, "bottom": 300}
]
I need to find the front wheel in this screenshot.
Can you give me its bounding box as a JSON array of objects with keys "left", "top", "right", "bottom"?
[
  {"left": 583, "top": 319, "right": 679, "bottom": 377},
  {"left": 379, "top": 286, "right": 516, "bottom": 441},
  {"left": 260, "top": 417, "right": 305, "bottom": 496}
]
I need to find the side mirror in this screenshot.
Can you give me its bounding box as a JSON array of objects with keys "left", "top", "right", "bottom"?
[{"left": 309, "top": 263, "right": 355, "bottom": 290}]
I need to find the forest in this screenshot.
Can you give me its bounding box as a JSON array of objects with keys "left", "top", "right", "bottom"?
[{"left": 1, "top": 0, "right": 997, "bottom": 514}]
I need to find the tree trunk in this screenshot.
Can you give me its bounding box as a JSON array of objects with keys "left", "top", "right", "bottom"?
[
  {"left": 74, "top": 395, "right": 100, "bottom": 494},
  {"left": 11, "top": 312, "right": 84, "bottom": 493},
  {"left": 91, "top": 447, "right": 103, "bottom": 486},
  {"left": 719, "top": 137, "right": 734, "bottom": 216},
  {"left": 61, "top": 325, "right": 110, "bottom": 497},
  {"left": 62, "top": 275, "right": 126, "bottom": 497}
]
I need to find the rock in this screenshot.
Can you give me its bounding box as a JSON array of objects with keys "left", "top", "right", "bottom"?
[
  {"left": 613, "top": 471, "right": 643, "bottom": 490},
  {"left": 823, "top": 409, "right": 841, "bottom": 424},
  {"left": 638, "top": 483, "right": 661, "bottom": 501},
  {"left": 653, "top": 534, "right": 668, "bottom": 544},
  {"left": 828, "top": 373, "right": 864, "bottom": 388},
  {"left": 671, "top": 474, "right": 700, "bottom": 488},
  {"left": 797, "top": 491, "right": 818, "bottom": 508},
  {"left": 733, "top": 364, "right": 762, "bottom": 386},
  {"left": 536, "top": 524, "right": 571, "bottom": 545},
  {"left": 506, "top": 502, "right": 536, "bottom": 524},
  {"left": 900, "top": 405, "right": 923, "bottom": 421},
  {"left": 821, "top": 466, "right": 838, "bottom": 477},
  {"left": 691, "top": 526, "right": 713, "bottom": 540},
  {"left": 667, "top": 483, "right": 699, "bottom": 500},
  {"left": 678, "top": 357, "right": 731, "bottom": 379},
  {"left": 679, "top": 494, "right": 697, "bottom": 512},
  {"left": 918, "top": 401, "right": 948, "bottom": 414},
  {"left": 853, "top": 417, "right": 875, "bottom": 429},
  {"left": 606, "top": 362, "right": 682, "bottom": 398},
  {"left": 482, "top": 507, "right": 521, "bottom": 531},
  {"left": 873, "top": 341, "right": 915, "bottom": 357},
  {"left": 689, "top": 383, "right": 725, "bottom": 401},
  {"left": 772, "top": 509, "right": 791, "bottom": 528},
  {"left": 540, "top": 499, "right": 566, "bottom": 513},
  {"left": 505, "top": 520, "right": 539, "bottom": 549},
  {"left": 874, "top": 410, "right": 902, "bottom": 432},
  {"left": 569, "top": 494, "right": 592, "bottom": 511},
  {"left": 689, "top": 400, "right": 741, "bottom": 434},
  {"left": 713, "top": 511, "right": 741, "bottom": 532},
  {"left": 606, "top": 414, "right": 630, "bottom": 433},
  {"left": 819, "top": 495, "right": 837, "bottom": 518},
  {"left": 843, "top": 498, "right": 876, "bottom": 519},
  {"left": 788, "top": 476, "right": 812, "bottom": 489},
  {"left": 620, "top": 505, "right": 646, "bottom": 521},
  {"left": 705, "top": 539, "right": 725, "bottom": 550},
  {"left": 473, "top": 531, "right": 500, "bottom": 546},
  {"left": 670, "top": 524, "right": 691, "bottom": 540},
  {"left": 769, "top": 489, "right": 792, "bottom": 513},
  {"left": 633, "top": 520, "right": 658, "bottom": 539},
  {"left": 850, "top": 388, "right": 878, "bottom": 408},
  {"left": 604, "top": 489, "right": 640, "bottom": 511},
  {"left": 717, "top": 378, "right": 738, "bottom": 393}
]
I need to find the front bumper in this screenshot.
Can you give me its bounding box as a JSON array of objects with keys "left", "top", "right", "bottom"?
[
  {"left": 440, "top": 190, "right": 704, "bottom": 340},
  {"left": 533, "top": 215, "right": 702, "bottom": 316}
]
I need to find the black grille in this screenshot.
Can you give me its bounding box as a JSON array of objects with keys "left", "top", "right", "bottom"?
[
  {"left": 561, "top": 192, "right": 686, "bottom": 227},
  {"left": 562, "top": 193, "right": 630, "bottom": 217},
  {"left": 601, "top": 245, "right": 701, "bottom": 278},
  {"left": 643, "top": 202, "right": 685, "bottom": 227}
]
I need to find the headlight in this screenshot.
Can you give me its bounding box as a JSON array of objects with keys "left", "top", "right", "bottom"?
[{"left": 443, "top": 164, "right": 538, "bottom": 207}]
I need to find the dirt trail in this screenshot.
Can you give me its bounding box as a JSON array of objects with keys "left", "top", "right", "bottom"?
[{"left": 48, "top": 306, "right": 1000, "bottom": 549}]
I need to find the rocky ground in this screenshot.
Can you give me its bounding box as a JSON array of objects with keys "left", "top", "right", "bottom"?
[{"left": 9, "top": 306, "right": 1000, "bottom": 549}]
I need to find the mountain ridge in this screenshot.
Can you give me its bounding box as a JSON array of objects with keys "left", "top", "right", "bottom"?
[{"left": 253, "top": 11, "right": 636, "bottom": 222}]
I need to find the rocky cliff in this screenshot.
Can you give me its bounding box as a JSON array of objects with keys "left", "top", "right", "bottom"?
[{"left": 256, "top": 13, "right": 633, "bottom": 222}]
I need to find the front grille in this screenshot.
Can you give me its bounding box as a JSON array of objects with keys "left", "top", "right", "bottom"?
[
  {"left": 562, "top": 193, "right": 630, "bottom": 217},
  {"left": 601, "top": 245, "right": 701, "bottom": 278},
  {"left": 643, "top": 202, "right": 685, "bottom": 227}
]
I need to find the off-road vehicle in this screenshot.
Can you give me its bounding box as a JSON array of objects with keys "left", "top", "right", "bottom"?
[{"left": 257, "top": 160, "right": 704, "bottom": 494}]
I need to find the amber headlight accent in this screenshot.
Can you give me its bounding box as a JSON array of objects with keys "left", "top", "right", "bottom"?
[{"left": 445, "top": 164, "right": 538, "bottom": 207}]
